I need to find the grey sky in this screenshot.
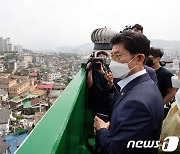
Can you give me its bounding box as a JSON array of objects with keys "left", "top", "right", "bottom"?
[{"left": 0, "top": 0, "right": 179, "bottom": 50}]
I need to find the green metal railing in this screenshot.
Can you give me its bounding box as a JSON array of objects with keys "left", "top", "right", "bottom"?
[
  {"left": 15, "top": 64, "right": 93, "bottom": 154},
  {"left": 15, "top": 63, "right": 180, "bottom": 154}
]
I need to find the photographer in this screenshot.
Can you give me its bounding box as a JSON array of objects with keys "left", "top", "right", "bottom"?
[{"left": 86, "top": 51, "right": 114, "bottom": 120}]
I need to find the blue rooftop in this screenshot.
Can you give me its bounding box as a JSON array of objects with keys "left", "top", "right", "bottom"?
[{"left": 5, "top": 133, "right": 28, "bottom": 154}]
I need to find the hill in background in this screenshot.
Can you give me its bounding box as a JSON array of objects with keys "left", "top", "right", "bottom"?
[{"left": 57, "top": 39, "right": 180, "bottom": 53}]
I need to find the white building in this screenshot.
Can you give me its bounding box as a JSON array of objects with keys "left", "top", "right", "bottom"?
[
  {"left": 0, "top": 110, "right": 12, "bottom": 135},
  {"left": 39, "top": 56, "right": 44, "bottom": 64},
  {"left": 14, "top": 45, "right": 23, "bottom": 52},
  {"left": 5, "top": 61, "right": 17, "bottom": 71},
  {"left": 0, "top": 37, "right": 15, "bottom": 53},
  {"left": 7, "top": 44, "right": 13, "bottom": 52},
  {"left": 16, "top": 61, "right": 28, "bottom": 69},
  {"left": 3, "top": 38, "right": 10, "bottom": 52},
  {"left": 0, "top": 89, "right": 8, "bottom": 102},
  {"left": 0, "top": 37, "right": 3, "bottom": 51},
  {"left": 46, "top": 72, "right": 61, "bottom": 81},
  {"left": 0, "top": 64, "right": 4, "bottom": 72},
  {"left": 24, "top": 55, "right": 33, "bottom": 63},
  {"left": 172, "top": 58, "right": 180, "bottom": 71}
]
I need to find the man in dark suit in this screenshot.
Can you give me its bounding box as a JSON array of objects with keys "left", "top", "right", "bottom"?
[
  {"left": 144, "top": 65, "right": 158, "bottom": 85},
  {"left": 94, "top": 31, "right": 164, "bottom": 154}
]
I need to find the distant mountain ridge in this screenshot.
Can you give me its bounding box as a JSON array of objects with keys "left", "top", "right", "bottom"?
[
  {"left": 58, "top": 39, "right": 180, "bottom": 53},
  {"left": 150, "top": 39, "right": 180, "bottom": 49}
]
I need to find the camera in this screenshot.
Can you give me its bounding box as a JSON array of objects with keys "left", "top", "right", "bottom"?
[
  {"left": 89, "top": 57, "right": 105, "bottom": 71},
  {"left": 86, "top": 51, "right": 110, "bottom": 72}
]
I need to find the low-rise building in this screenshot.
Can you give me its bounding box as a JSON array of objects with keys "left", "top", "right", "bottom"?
[
  {"left": 16, "top": 61, "right": 28, "bottom": 69},
  {"left": 0, "top": 110, "right": 12, "bottom": 135},
  {"left": 0, "top": 75, "right": 36, "bottom": 97},
  {"left": 23, "top": 55, "right": 32, "bottom": 63},
  {"left": 37, "top": 83, "right": 53, "bottom": 93},
  {"left": 31, "top": 90, "right": 46, "bottom": 98},
  {"left": 23, "top": 98, "right": 48, "bottom": 114},
  {"left": 9, "top": 80, "right": 30, "bottom": 97},
  {"left": 46, "top": 72, "right": 61, "bottom": 81},
  {"left": 9, "top": 94, "right": 39, "bottom": 109},
  {"left": 0, "top": 64, "right": 4, "bottom": 72},
  {"left": 0, "top": 137, "right": 10, "bottom": 154},
  {"left": 0, "top": 79, "right": 17, "bottom": 92},
  {"left": 4, "top": 61, "right": 17, "bottom": 72},
  {"left": 0, "top": 73, "right": 10, "bottom": 80},
  {"left": 30, "top": 72, "right": 37, "bottom": 78},
  {"left": 0, "top": 89, "right": 8, "bottom": 103}
]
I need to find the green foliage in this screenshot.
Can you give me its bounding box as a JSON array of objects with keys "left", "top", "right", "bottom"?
[
  {"left": 14, "top": 71, "right": 29, "bottom": 76},
  {"left": 37, "top": 72, "right": 42, "bottom": 80},
  {"left": 4, "top": 53, "right": 18, "bottom": 61},
  {"left": 16, "top": 115, "right": 25, "bottom": 121},
  {"left": 14, "top": 72, "right": 21, "bottom": 76},
  {"left": 4, "top": 69, "right": 13, "bottom": 73}
]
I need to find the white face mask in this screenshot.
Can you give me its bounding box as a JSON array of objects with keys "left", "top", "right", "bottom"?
[{"left": 109, "top": 55, "right": 138, "bottom": 79}]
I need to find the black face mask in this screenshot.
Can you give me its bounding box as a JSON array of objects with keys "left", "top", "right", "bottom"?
[{"left": 146, "top": 59, "right": 154, "bottom": 67}]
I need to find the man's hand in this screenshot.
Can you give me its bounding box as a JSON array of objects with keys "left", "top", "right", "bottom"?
[
  {"left": 94, "top": 116, "right": 110, "bottom": 132},
  {"left": 97, "top": 62, "right": 105, "bottom": 74},
  {"left": 104, "top": 72, "right": 114, "bottom": 83},
  {"left": 104, "top": 72, "right": 114, "bottom": 89},
  {"left": 86, "top": 62, "right": 91, "bottom": 70}
]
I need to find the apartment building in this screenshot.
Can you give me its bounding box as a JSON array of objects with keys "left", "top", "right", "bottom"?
[
  {"left": 9, "top": 80, "right": 30, "bottom": 97},
  {"left": 0, "top": 74, "right": 35, "bottom": 97},
  {"left": 0, "top": 79, "right": 17, "bottom": 91}
]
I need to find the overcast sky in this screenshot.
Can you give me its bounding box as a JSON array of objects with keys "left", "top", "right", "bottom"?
[{"left": 0, "top": 0, "right": 179, "bottom": 50}]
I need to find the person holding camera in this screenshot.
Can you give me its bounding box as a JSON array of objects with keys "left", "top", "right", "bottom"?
[
  {"left": 86, "top": 51, "right": 114, "bottom": 120},
  {"left": 86, "top": 51, "right": 114, "bottom": 153}
]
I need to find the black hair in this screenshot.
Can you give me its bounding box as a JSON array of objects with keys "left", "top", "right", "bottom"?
[
  {"left": 110, "top": 31, "right": 150, "bottom": 57},
  {"left": 150, "top": 47, "right": 164, "bottom": 58},
  {"left": 96, "top": 51, "right": 108, "bottom": 57},
  {"left": 132, "top": 24, "right": 143, "bottom": 33}
]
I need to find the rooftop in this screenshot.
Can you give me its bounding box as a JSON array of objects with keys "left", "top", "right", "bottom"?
[
  {"left": 0, "top": 138, "right": 10, "bottom": 154},
  {"left": 31, "top": 90, "right": 46, "bottom": 96},
  {"left": 23, "top": 101, "right": 31, "bottom": 108},
  {"left": 30, "top": 72, "right": 38, "bottom": 77},
  {"left": 31, "top": 98, "right": 45, "bottom": 106},
  {"left": 10, "top": 80, "right": 30, "bottom": 88},
  {"left": 23, "top": 98, "right": 45, "bottom": 108},
  {"left": 49, "top": 90, "right": 61, "bottom": 98},
  {"left": 37, "top": 84, "right": 53, "bottom": 89},
  {"left": 0, "top": 78, "right": 16, "bottom": 84},
  {"left": 0, "top": 110, "right": 11, "bottom": 124},
  {"left": 10, "top": 94, "right": 39, "bottom": 103},
  {"left": 0, "top": 73, "right": 10, "bottom": 77},
  {"left": 0, "top": 88, "right": 8, "bottom": 95},
  {"left": 5, "top": 134, "right": 28, "bottom": 154}
]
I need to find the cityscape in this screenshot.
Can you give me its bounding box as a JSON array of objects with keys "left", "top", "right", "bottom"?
[
  {"left": 0, "top": 33, "right": 180, "bottom": 154},
  {"left": 0, "top": 36, "right": 85, "bottom": 153},
  {"left": 1, "top": 0, "right": 180, "bottom": 153}
]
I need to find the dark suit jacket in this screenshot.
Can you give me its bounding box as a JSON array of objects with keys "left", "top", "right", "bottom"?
[
  {"left": 145, "top": 65, "right": 158, "bottom": 85},
  {"left": 97, "top": 73, "right": 164, "bottom": 154}
]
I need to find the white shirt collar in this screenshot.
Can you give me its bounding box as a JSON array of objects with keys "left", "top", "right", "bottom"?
[{"left": 117, "top": 69, "right": 147, "bottom": 91}]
